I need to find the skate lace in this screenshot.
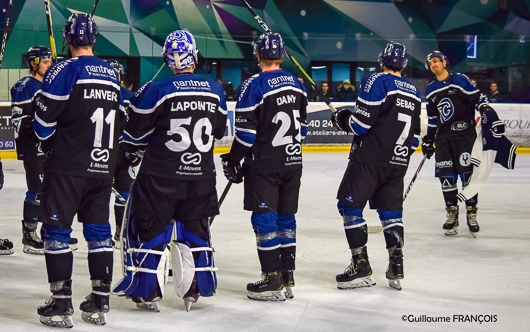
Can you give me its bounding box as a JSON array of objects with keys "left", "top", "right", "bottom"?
[
  {"left": 446, "top": 211, "right": 458, "bottom": 223},
  {"left": 252, "top": 273, "right": 267, "bottom": 285},
  {"left": 467, "top": 213, "right": 478, "bottom": 226},
  {"left": 28, "top": 230, "right": 44, "bottom": 244},
  {"left": 344, "top": 260, "right": 356, "bottom": 276}
]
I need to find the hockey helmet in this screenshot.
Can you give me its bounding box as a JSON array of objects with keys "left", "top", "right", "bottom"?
[
  {"left": 25, "top": 46, "right": 52, "bottom": 67},
  {"left": 104, "top": 58, "right": 124, "bottom": 75},
  {"left": 162, "top": 30, "right": 198, "bottom": 70},
  {"left": 379, "top": 41, "right": 408, "bottom": 70},
  {"left": 254, "top": 33, "right": 284, "bottom": 60},
  {"left": 425, "top": 50, "right": 448, "bottom": 70},
  {"left": 63, "top": 13, "right": 97, "bottom": 46}
]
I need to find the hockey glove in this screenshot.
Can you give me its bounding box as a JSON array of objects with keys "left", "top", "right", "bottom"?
[
  {"left": 421, "top": 136, "right": 435, "bottom": 159},
  {"left": 125, "top": 150, "right": 145, "bottom": 167},
  {"left": 481, "top": 106, "right": 505, "bottom": 138},
  {"left": 220, "top": 154, "right": 243, "bottom": 184},
  {"left": 0, "top": 161, "right": 3, "bottom": 190},
  {"left": 331, "top": 108, "right": 354, "bottom": 133}
]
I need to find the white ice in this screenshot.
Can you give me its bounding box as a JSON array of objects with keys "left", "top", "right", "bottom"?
[{"left": 0, "top": 152, "right": 529, "bottom": 331}]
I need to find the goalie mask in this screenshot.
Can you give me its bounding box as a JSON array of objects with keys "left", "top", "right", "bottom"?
[
  {"left": 163, "top": 30, "right": 198, "bottom": 70},
  {"left": 254, "top": 33, "right": 284, "bottom": 60},
  {"left": 425, "top": 50, "right": 448, "bottom": 70},
  {"left": 63, "top": 13, "right": 97, "bottom": 46},
  {"left": 25, "top": 46, "right": 52, "bottom": 67},
  {"left": 379, "top": 41, "right": 408, "bottom": 70}
]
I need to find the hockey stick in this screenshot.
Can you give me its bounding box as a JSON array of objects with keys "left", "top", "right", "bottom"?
[
  {"left": 112, "top": 187, "right": 127, "bottom": 205},
  {"left": 209, "top": 181, "right": 233, "bottom": 224},
  {"left": 403, "top": 155, "right": 427, "bottom": 202},
  {"left": 90, "top": 0, "right": 99, "bottom": 17},
  {"left": 240, "top": 0, "right": 338, "bottom": 113},
  {"left": 44, "top": 0, "right": 57, "bottom": 62},
  {"left": 0, "top": 0, "right": 12, "bottom": 69},
  {"left": 151, "top": 63, "right": 165, "bottom": 81}
]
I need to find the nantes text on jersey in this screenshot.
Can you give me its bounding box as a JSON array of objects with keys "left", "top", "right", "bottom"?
[
  {"left": 348, "top": 72, "right": 421, "bottom": 171},
  {"left": 33, "top": 56, "right": 125, "bottom": 179},
  {"left": 11, "top": 76, "right": 43, "bottom": 160},
  {"left": 123, "top": 73, "right": 227, "bottom": 180},
  {"left": 425, "top": 73, "right": 488, "bottom": 140},
  {"left": 231, "top": 70, "right": 308, "bottom": 174}
]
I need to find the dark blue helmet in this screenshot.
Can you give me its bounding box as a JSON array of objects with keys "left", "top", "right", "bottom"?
[
  {"left": 425, "top": 50, "right": 448, "bottom": 70},
  {"left": 162, "top": 30, "right": 198, "bottom": 70},
  {"left": 25, "top": 46, "right": 52, "bottom": 67},
  {"left": 104, "top": 59, "right": 124, "bottom": 75},
  {"left": 63, "top": 13, "right": 97, "bottom": 46},
  {"left": 254, "top": 33, "right": 284, "bottom": 60},
  {"left": 380, "top": 41, "right": 408, "bottom": 70}
]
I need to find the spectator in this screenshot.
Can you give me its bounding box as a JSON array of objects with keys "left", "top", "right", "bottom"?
[
  {"left": 315, "top": 81, "right": 335, "bottom": 102},
  {"left": 487, "top": 82, "right": 508, "bottom": 103},
  {"left": 336, "top": 79, "right": 357, "bottom": 101}
]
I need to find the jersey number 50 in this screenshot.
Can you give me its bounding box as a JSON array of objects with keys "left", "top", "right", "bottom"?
[{"left": 166, "top": 117, "right": 213, "bottom": 152}]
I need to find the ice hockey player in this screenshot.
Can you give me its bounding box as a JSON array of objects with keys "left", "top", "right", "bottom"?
[
  {"left": 0, "top": 159, "right": 14, "bottom": 255},
  {"left": 113, "top": 30, "right": 226, "bottom": 311},
  {"left": 33, "top": 13, "right": 125, "bottom": 327},
  {"left": 103, "top": 58, "right": 136, "bottom": 248},
  {"left": 330, "top": 42, "right": 421, "bottom": 291},
  {"left": 221, "top": 32, "right": 308, "bottom": 301},
  {"left": 423, "top": 51, "right": 490, "bottom": 237}
]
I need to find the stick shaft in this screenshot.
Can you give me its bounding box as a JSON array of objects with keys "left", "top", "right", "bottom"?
[
  {"left": 44, "top": 0, "right": 57, "bottom": 62},
  {"left": 403, "top": 155, "right": 427, "bottom": 202},
  {"left": 209, "top": 181, "right": 233, "bottom": 225},
  {"left": 0, "top": 0, "right": 13, "bottom": 68}
]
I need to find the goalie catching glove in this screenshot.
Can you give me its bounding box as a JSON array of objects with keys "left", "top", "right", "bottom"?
[{"left": 220, "top": 154, "right": 244, "bottom": 184}]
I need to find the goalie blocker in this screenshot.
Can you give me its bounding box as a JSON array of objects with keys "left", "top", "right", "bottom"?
[{"left": 113, "top": 203, "right": 217, "bottom": 311}]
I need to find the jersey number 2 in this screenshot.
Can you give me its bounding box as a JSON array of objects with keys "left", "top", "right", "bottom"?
[{"left": 271, "top": 110, "right": 301, "bottom": 147}]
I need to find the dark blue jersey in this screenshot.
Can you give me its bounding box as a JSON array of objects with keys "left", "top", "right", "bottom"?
[
  {"left": 230, "top": 69, "right": 308, "bottom": 174},
  {"left": 33, "top": 56, "right": 125, "bottom": 179},
  {"left": 425, "top": 73, "right": 488, "bottom": 140},
  {"left": 123, "top": 73, "right": 227, "bottom": 180},
  {"left": 345, "top": 72, "right": 421, "bottom": 170},
  {"left": 11, "top": 76, "right": 42, "bottom": 159}
]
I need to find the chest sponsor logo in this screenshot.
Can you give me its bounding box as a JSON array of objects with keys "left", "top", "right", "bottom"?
[
  {"left": 450, "top": 121, "right": 468, "bottom": 131},
  {"left": 437, "top": 98, "right": 454, "bottom": 124},
  {"left": 91, "top": 148, "right": 110, "bottom": 163},
  {"left": 459, "top": 152, "right": 471, "bottom": 167}
]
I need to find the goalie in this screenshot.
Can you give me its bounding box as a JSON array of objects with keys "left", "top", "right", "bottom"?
[{"left": 112, "top": 30, "right": 227, "bottom": 311}]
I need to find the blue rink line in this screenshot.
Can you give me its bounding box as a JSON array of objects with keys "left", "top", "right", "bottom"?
[{"left": 1, "top": 146, "right": 529, "bottom": 159}]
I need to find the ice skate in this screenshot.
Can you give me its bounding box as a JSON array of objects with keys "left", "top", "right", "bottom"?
[
  {"left": 443, "top": 206, "right": 459, "bottom": 236},
  {"left": 466, "top": 206, "right": 479, "bottom": 238},
  {"left": 183, "top": 274, "right": 198, "bottom": 311},
  {"left": 386, "top": 248, "right": 404, "bottom": 291},
  {"left": 282, "top": 269, "right": 295, "bottom": 299},
  {"left": 68, "top": 238, "right": 78, "bottom": 251},
  {"left": 37, "top": 280, "right": 74, "bottom": 328},
  {"left": 79, "top": 279, "right": 110, "bottom": 325},
  {"left": 336, "top": 247, "right": 376, "bottom": 290},
  {"left": 130, "top": 284, "right": 161, "bottom": 312},
  {"left": 247, "top": 271, "right": 286, "bottom": 302},
  {"left": 22, "top": 221, "right": 44, "bottom": 255},
  {"left": 0, "top": 238, "right": 14, "bottom": 255}
]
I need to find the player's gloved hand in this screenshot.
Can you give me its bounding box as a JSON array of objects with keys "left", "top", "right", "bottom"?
[
  {"left": 220, "top": 153, "right": 243, "bottom": 184},
  {"left": 125, "top": 150, "right": 145, "bottom": 167},
  {"left": 421, "top": 136, "right": 435, "bottom": 159},
  {"left": 481, "top": 105, "right": 505, "bottom": 138},
  {"left": 331, "top": 108, "right": 353, "bottom": 132},
  {"left": 0, "top": 161, "right": 4, "bottom": 190}
]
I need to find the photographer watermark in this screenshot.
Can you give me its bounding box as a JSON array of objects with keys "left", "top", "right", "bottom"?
[{"left": 402, "top": 314, "right": 498, "bottom": 324}]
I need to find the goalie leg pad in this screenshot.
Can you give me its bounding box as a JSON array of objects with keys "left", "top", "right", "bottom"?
[
  {"left": 112, "top": 220, "right": 173, "bottom": 301},
  {"left": 171, "top": 221, "right": 217, "bottom": 298}
]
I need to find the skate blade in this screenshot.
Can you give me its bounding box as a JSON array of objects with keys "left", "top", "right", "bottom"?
[
  {"left": 81, "top": 311, "right": 107, "bottom": 325},
  {"left": 469, "top": 231, "right": 477, "bottom": 238},
  {"left": 388, "top": 279, "right": 402, "bottom": 291},
  {"left": 0, "top": 249, "right": 14, "bottom": 255},
  {"left": 23, "top": 245, "right": 44, "bottom": 255},
  {"left": 184, "top": 297, "right": 197, "bottom": 311},
  {"left": 39, "top": 315, "right": 74, "bottom": 328},
  {"left": 247, "top": 290, "right": 286, "bottom": 302},
  {"left": 444, "top": 227, "right": 458, "bottom": 236},
  {"left": 285, "top": 286, "right": 294, "bottom": 299},
  {"left": 337, "top": 276, "right": 376, "bottom": 290},
  {"left": 136, "top": 302, "right": 160, "bottom": 312}
]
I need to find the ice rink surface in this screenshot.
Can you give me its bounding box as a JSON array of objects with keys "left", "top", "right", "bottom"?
[{"left": 0, "top": 152, "right": 529, "bottom": 331}]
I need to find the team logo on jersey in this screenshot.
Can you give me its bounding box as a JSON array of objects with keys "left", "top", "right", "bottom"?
[
  {"left": 437, "top": 98, "right": 454, "bottom": 124},
  {"left": 128, "top": 165, "right": 139, "bottom": 179},
  {"left": 459, "top": 152, "right": 471, "bottom": 167},
  {"left": 285, "top": 143, "right": 301, "bottom": 155},
  {"left": 91, "top": 148, "right": 110, "bottom": 162},
  {"left": 394, "top": 145, "right": 409, "bottom": 157},
  {"left": 450, "top": 121, "right": 468, "bottom": 131},
  {"left": 181, "top": 152, "right": 201, "bottom": 165}
]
